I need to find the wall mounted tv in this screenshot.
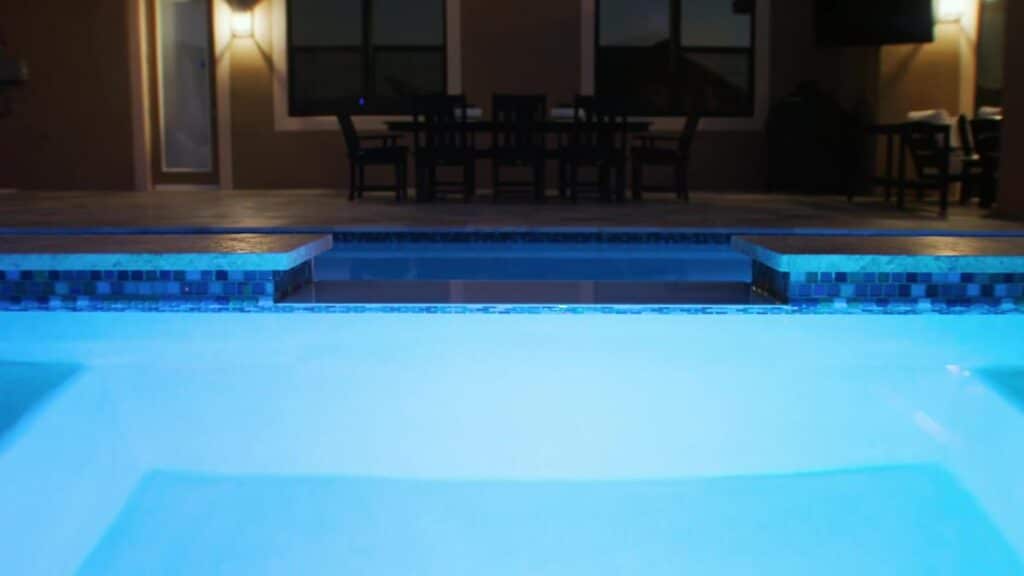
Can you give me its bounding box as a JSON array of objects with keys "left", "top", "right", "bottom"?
[{"left": 817, "top": 0, "right": 935, "bottom": 46}]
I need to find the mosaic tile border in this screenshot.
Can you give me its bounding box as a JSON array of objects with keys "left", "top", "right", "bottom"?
[
  {"left": 1, "top": 301, "right": 1020, "bottom": 316},
  {"left": 0, "top": 261, "right": 312, "bottom": 307},
  {"left": 753, "top": 262, "right": 1024, "bottom": 311}
]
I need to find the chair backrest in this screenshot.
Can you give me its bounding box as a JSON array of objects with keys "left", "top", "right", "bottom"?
[
  {"left": 412, "top": 94, "right": 470, "bottom": 152},
  {"left": 957, "top": 114, "right": 975, "bottom": 156},
  {"left": 678, "top": 109, "right": 702, "bottom": 155},
  {"left": 970, "top": 117, "right": 1002, "bottom": 158},
  {"left": 903, "top": 121, "right": 951, "bottom": 178},
  {"left": 491, "top": 94, "right": 547, "bottom": 152},
  {"left": 337, "top": 114, "right": 360, "bottom": 158},
  {"left": 571, "top": 95, "right": 628, "bottom": 154}
]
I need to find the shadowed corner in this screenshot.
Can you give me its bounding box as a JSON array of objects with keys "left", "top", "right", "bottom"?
[
  {"left": 0, "top": 362, "right": 80, "bottom": 447},
  {"left": 976, "top": 367, "right": 1024, "bottom": 412}
]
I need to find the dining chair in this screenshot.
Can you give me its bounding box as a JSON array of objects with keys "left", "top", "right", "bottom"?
[
  {"left": 630, "top": 110, "right": 702, "bottom": 202},
  {"left": 970, "top": 116, "right": 1002, "bottom": 208},
  {"left": 901, "top": 120, "right": 985, "bottom": 216},
  {"left": 564, "top": 96, "right": 628, "bottom": 202},
  {"left": 490, "top": 94, "right": 548, "bottom": 202},
  {"left": 338, "top": 114, "right": 408, "bottom": 201},
  {"left": 412, "top": 94, "right": 476, "bottom": 202}
]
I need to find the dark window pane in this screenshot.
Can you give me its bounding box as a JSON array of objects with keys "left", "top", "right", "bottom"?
[
  {"left": 680, "top": 0, "right": 751, "bottom": 47},
  {"left": 373, "top": 0, "right": 444, "bottom": 46},
  {"left": 599, "top": 0, "right": 670, "bottom": 46},
  {"left": 597, "top": 47, "right": 679, "bottom": 115},
  {"left": 681, "top": 52, "right": 751, "bottom": 114},
  {"left": 374, "top": 49, "right": 445, "bottom": 99},
  {"left": 291, "top": 49, "right": 363, "bottom": 114},
  {"left": 290, "top": 0, "right": 362, "bottom": 47}
]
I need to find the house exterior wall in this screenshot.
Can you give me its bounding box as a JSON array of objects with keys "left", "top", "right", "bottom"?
[{"left": 0, "top": 0, "right": 136, "bottom": 190}]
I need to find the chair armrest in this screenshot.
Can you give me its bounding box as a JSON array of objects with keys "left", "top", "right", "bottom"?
[
  {"left": 633, "top": 132, "right": 678, "bottom": 147},
  {"left": 360, "top": 132, "right": 404, "bottom": 147}
]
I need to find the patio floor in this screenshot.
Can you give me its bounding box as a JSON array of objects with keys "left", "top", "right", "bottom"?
[{"left": 0, "top": 189, "right": 1021, "bottom": 233}]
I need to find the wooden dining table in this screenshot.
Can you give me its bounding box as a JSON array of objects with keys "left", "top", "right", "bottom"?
[{"left": 379, "top": 117, "right": 656, "bottom": 201}]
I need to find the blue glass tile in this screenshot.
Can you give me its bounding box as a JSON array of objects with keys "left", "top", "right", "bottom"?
[
  {"left": 919, "top": 273, "right": 933, "bottom": 284},
  {"left": 186, "top": 270, "right": 202, "bottom": 282},
  {"left": 982, "top": 285, "right": 995, "bottom": 297},
  {"left": 926, "top": 285, "right": 939, "bottom": 298},
  {"left": 173, "top": 271, "right": 186, "bottom": 282},
  {"left": 835, "top": 272, "right": 848, "bottom": 283},
  {"left": 813, "top": 284, "right": 827, "bottom": 297},
  {"left": 878, "top": 273, "right": 891, "bottom": 284},
  {"left": 130, "top": 271, "right": 144, "bottom": 281},
  {"left": 855, "top": 285, "right": 869, "bottom": 297},
  {"left": 215, "top": 271, "right": 228, "bottom": 281},
  {"left": 898, "top": 285, "right": 912, "bottom": 298},
  {"left": 805, "top": 273, "right": 819, "bottom": 284},
  {"left": 201, "top": 271, "right": 213, "bottom": 281},
  {"left": 967, "top": 284, "right": 981, "bottom": 297}
]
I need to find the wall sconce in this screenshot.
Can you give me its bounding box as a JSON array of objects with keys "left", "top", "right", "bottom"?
[
  {"left": 231, "top": 9, "right": 254, "bottom": 37},
  {"left": 935, "top": 0, "right": 965, "bottom": 22}
]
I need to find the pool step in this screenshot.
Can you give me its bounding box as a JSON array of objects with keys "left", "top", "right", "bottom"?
[{"left": 285, "top": 280, "right": 766, "bottom": 306}]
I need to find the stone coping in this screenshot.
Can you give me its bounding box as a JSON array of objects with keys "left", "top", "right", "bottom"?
[
  {"left": 0, "top": 234, "right": 333, "bottom": 271},
  {"left": 732, "top": 236, "right": 1024, "bottom": 273}
]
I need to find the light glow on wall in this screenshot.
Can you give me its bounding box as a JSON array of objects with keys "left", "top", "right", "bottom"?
[
  {"left": 231, "top": 9, "right": 254, "bottom": 37},
  {"left": 936, "top": 0, "right": 966, "bottom": 22}
]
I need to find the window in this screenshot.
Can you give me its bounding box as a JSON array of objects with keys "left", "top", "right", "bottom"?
[
  {"left": 287, "top": 0, "right": 446, "bottom": 116},
  {"left": 596, "top": 0, "right": 755, "bottom": 117}
]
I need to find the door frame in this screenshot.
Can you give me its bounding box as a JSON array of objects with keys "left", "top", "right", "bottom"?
[{"left": 129, "top": 0, "right": 233, "bottom": 191}]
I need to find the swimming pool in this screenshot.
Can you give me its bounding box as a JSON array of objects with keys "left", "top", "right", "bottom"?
[{"left": 2, "top": 311, "right": 1023, "bottom": 574}]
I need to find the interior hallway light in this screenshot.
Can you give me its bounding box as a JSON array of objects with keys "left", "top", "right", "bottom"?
[
  {"left": 232, "top": 9, "right": 254, "bottom": 37},
  {"left": 935, "top": 0, "right": 965, "bottom": 22}
]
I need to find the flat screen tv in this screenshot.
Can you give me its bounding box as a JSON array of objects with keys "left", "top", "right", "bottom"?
[{"left": 817, "top": 0, "right": 935, "bottom": 46}]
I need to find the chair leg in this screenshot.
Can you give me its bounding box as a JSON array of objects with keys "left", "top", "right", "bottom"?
[
  {"left": 348, "top": 161, "right": 357, "bottom": 201},
  {"left": 492, "top": 161, "right": 500, "bottom": 203},
  {"left": 674, "top": 161, "right": 689, "bottom": 202},
  {"left": 465, "top": 161, "right": 475, "bottom": 202},
  {"left": 534, "top": 159, "right": 546, "bottom": 203},
  {"left": 632, "top": 161, "right": 643, "bottom": 201}
]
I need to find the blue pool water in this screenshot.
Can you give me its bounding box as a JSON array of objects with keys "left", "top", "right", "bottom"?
[{"left": 2, "top": 312, "right": 1024, "bottom": 574}]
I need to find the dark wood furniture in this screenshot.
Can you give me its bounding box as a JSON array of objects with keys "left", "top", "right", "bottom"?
[
  {"left": 901, "top": 121, "right": 985, "bottom": 216},
  {"left": 412, "top": 95, "right": 476, "bottom": 202},
  {"left": 970, "top": 117, "right": 1002, "bottom": 208},
  {"left": 630, "top": 111, "right": 701, "bottom": 202},
  {"left": 564, "top": 96, "right": 629, "bottom": 202},
  {"left": 490, "top": 94, "right": 548, "bottom": 202},
  {"left": 338, "top": 114, "right": 408, "bottom": 201}
]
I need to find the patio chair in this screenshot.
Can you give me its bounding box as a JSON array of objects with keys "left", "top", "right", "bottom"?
[
  {"left": 412, "top": 94, "right": 476, "bottom": 202},
  {"left": 900, "top": 119, "right": 985, "bottom": 216},
  {"left": 490, "top": 94, "right": 548, "bottom": 202},
  {"left": 970, "top": 116, "right": 1002, "bottom": 208},
  {"left": 338, "top": 114, "right": 408, "bottom": 201},
  {"left": 564, "top": 96, "right": 628, "bottom": 202},
  {"left": 630, "top": 109, "right": 701, "bottom": 202}
]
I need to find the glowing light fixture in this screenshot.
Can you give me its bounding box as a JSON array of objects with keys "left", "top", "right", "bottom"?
[
  {"left": 935, "top": 0, "right": 965, "bottom": 22},
  {"left": 231, "top": 9, "right": 254, "bottom": 37}
]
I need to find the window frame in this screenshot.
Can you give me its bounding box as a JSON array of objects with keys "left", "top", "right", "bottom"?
[
  {"left": 285, "top": 0, "right": 449, "bottom": 117},
  {"left": 593, "top": 0, "right": 759, "bottom": 119}
]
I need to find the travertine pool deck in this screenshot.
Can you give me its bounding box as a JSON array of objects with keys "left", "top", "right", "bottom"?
[
  {"left": 733, "top": 235, "right": 1024, "bottom": 309},
  {"left": 1, "top": 189, "right": 1021, "bottom": 233},
  {"left": 0, "top": 234, "right": 333, "bottom": 270},
  {"left": 732, "top": 236, "right": 1024, "bottom": 273}
]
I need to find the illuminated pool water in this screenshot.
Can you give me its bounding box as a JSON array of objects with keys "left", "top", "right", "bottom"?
[{"left": 2, "top": 312, "right": 1023, "bottom": 575}]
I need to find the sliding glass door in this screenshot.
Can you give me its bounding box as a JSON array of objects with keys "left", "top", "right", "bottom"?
[{"left": 149, "top": 0, "right": 219, "bottom": 186}]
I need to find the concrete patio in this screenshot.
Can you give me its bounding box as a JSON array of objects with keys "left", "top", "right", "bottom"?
[{"left": 0, "top": 189, "right": 1021, "bottom": 233}]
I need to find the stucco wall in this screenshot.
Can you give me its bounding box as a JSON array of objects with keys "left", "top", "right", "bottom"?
[{"left": 0, "top": 0, "right": 136, "bottom": 190}]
